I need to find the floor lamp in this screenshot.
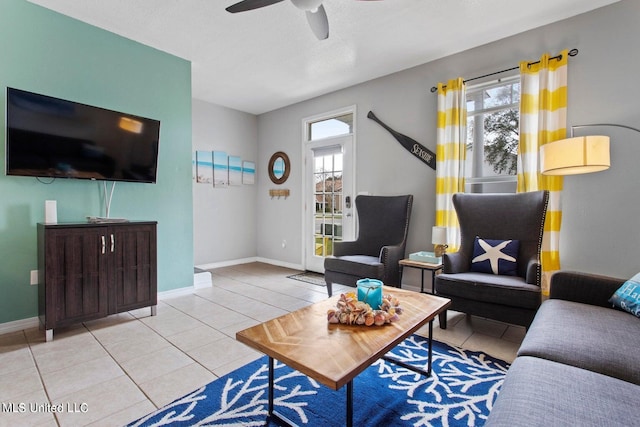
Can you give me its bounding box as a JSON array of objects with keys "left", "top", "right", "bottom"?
[{"left": 540, "top": 124, "right": 640, "bottom": 176}]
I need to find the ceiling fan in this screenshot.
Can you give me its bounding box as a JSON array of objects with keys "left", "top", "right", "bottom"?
[{"left": 226, "top": 0, "right": 380, "bottom": 40}]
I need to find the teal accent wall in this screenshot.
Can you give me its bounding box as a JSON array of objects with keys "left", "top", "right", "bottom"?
[{"left": 0, "top": 0, "right": 193, "bottom": 324}]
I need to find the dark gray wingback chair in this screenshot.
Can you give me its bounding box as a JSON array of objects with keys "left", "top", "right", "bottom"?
[
  {"left": 435, "top": 191, "right": 549, "bottom": 329},
  {"left": 324, "top": 195, "right": 413, "bottom": 297}
]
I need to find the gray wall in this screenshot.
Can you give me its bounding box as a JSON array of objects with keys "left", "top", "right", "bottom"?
[
  {"left": 192, "top": 99, "right": 258, "bottom": 266},
  {"left": 255, "top": 0, "right": 640, "bottom": 282},
  {"left": 256, "top": 70, "right": 435, "bottom": 270}
]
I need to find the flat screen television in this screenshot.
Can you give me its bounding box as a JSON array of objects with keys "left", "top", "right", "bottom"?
[{"left": 5, "top": 87, "right": 160, "bottom": 183}]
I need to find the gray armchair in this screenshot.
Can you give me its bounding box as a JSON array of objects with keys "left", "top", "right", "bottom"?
[
  {"left": 324, "top": 195, "right": 413, "bottom": 297},
  {"left": 435, "top": 191, "right": 549, "bottom": 329}
]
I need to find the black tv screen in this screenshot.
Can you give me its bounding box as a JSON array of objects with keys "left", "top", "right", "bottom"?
[{"left": 5, "top": 87, "right": 160, "bottom": 183}]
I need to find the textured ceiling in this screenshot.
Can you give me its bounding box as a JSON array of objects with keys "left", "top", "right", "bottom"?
[{"left": 28, "top": 0, "right": 618, "bottom": 114}]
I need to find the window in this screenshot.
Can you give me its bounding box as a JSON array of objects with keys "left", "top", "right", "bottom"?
[
  {"left": 313, "top": 146, "right": 343, "bottom": 256},
  {"left": 308, "top": 114, "right": 353, "bottom": 141},
  {"left": 465, "top": 76, "right": 520, "bottom": 193}
]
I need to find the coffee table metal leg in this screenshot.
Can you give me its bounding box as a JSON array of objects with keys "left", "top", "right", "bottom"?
[
  {"left": 267, "top": 356, "right": 312, "bottom": 427},
  {"left": 382, "top": 319, "right": 434, "bottom": 376},
  {"left": 427, "top": 320, "right": 433, "bottom": 376},
  {"left": 268, "top": 357, "right": 274, "bottom": 415},
  {"left": 346, "top": 380, "right": 353, "bottom": 427},
  {"left": 267, "top": 357, "right": 355, "bottom": 427}
]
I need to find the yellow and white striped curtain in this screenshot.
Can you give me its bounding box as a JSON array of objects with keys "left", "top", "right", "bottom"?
[
  {"left": 517, "top": 49, "right": 568, "bottom": 294},
  {"left": 436, "top": 78, "right": 467, "bottom": 252}
]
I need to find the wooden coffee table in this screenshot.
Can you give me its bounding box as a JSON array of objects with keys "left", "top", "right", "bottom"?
[{"left": 236, "top": 286, "right": 450, "bottom": 427}]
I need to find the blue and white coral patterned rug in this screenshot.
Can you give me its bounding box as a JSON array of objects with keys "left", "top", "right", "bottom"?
[{"left": 128, "top": 335, "right": 509, "bottom": 427}]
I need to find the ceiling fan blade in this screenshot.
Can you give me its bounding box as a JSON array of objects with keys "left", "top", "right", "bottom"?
[
  {"left": 306, "top": 4, "right": 329, "bottom": 40},
  {"left": 290, "top": 0, "right": 323, "bottom": 11},
  {"left": 226, "top": 0, "right": 284, "bottom": 13}
]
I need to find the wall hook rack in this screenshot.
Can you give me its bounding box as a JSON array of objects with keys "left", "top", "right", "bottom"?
[{"left": 269, "top": 189, "right": 290, "bottom": 199}]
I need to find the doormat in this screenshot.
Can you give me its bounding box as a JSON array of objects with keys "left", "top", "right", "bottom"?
[{"left": 287, "top": 271, "right": 326, "bottom": 287}]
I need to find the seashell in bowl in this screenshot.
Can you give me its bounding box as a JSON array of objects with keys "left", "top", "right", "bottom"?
[
  {"left": 374, "top": 312, "right": 386, "bottom": 326},
  {"left": 364, "top": 313, "right": 375, "bottom": 326}
]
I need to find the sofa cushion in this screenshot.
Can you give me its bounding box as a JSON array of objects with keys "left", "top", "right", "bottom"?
[
  {"left": 435, "top": 272, "right": 541, "bottom": 309},
  {"left": 518, "top": 299, "right": 640, "bottom": 385},
  {"left": 323, "top": 255, "right": 384, "bottom": 280},
  {"left": 471, "top": 237, "right": 519, "bottom": 276},
  {"left": 485, "top": 356, "right": 640, "bottom": 426},
  {"left": 609, "top": 273, "right": 640, "bottom": 318}
]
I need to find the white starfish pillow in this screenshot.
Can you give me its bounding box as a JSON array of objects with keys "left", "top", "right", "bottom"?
[{"left": 471, "top": 237, "right": 520, "bottom": 276}]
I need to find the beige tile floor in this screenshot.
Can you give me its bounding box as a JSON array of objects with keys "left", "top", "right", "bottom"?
[{"left": 0, "top": 262, "right": 525, "bottom": 426}]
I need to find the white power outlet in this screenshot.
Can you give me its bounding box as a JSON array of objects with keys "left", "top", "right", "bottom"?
[
  {"left": 281, "top": 240, "right": 287, "bottom": 249},
  {"left": 30, "top": 270, "right": 38, "bottom": 286}
]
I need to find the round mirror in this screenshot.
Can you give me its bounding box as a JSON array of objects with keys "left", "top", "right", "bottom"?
[{"left": 268, "top": 151, "right": 290, "bottom": 184}]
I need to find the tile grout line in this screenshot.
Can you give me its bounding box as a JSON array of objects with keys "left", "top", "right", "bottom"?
[
  {"left": 82, "top": 312, "right": 219, "bottom": 416},
  {"left": 210, "top": 268, "right": 330, "bottom": 299},
  {"left": 188, "top": 283, "right": 292, "bottom": 322},
  {"left": 25, "top": 327, "right": 69, "bottom": 427}
]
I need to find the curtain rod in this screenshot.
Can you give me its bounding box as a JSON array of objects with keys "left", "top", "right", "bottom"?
[{"left": 430, "top": 48, "right": 579, "bottom": 93}]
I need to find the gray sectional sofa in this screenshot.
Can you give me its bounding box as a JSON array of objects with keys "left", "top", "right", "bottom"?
[{"left": 486, "top": 270, "right": 640, "bottom": 426}]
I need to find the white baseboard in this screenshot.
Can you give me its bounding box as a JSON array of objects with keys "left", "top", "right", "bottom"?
[
  {"left": 158, "top": 285, "right": 195, "bottom": 300},
  {"left": 256, "top": 257, "right": 304, "bottom": 271},
  {"left": 196, "top": 257, "right": 259, "bottom": 271},
  {"left": 196, "top": 257, "right": 303, "bottom": 272},
  {"left": 0, "top": 316, "right": 40, "bottom": 335},
  {"left": 194, "top": 271, "right": 212, "bottom": 289}
]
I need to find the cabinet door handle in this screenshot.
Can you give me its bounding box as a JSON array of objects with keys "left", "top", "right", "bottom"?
[
  {"left": 101, "top": 235, "right": 106, "bottom": 254},
  {"left": 110, "top": 234, "right": 115, "bottom": 253}
]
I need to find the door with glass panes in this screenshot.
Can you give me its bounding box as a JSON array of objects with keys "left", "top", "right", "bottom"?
[{"left": 303, "top": 110, "right": 355, "bottom": 273}]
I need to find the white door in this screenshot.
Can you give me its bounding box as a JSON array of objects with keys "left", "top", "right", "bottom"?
[{"left": 303, "top": 109, "right": 356, "bottom": 273}]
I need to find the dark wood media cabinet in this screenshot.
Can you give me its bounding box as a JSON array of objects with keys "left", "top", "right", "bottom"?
[{"left": 37, "top": 221, "right": 157, "bottom": 341}]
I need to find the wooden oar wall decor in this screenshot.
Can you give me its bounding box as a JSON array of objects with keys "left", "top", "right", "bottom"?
[{"left": 367, "top": 111, "right": 436, "bottom": 170}]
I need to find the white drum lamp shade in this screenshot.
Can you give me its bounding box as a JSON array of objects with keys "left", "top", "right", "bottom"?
[
  {"left": 432, "top": 226, "right": 447, "bottom": 245},
  {"left": 540, "top": 135, "right": 610, "bottom": 176}
]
